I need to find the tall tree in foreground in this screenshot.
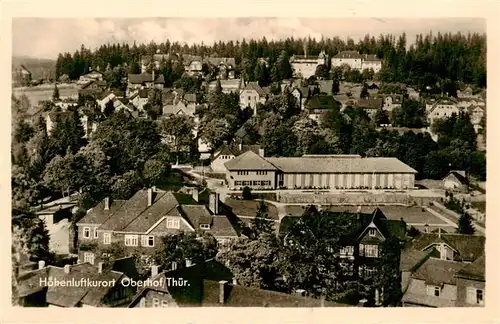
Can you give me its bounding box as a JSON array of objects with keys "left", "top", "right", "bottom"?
[
  {"left": 52, "top": 84, "right": 60, "bottom": 101},
  {"left": 373, "top": 235, "right": 403, "bottom": 306},
  {"left": 250, "top": 200, "right": 274, "bottom": 238}
]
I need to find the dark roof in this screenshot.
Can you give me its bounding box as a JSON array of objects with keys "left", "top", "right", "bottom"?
[
  {"left": 279, "top": 207, "right": 406, "bottom": 244},
  {"left": 412, "top": 258, "right": 466, "bottom": 286},
  {"left": 98, "top": 189, "right": 160, "bottom": 231},
  {"left": 203, "top": 57, "right": 236, "bottom": 67},
  {"left": 129, "top": 260, "right": 348, "bottom": 307},
  {"left": 201, "top": 280, "right": 347, "bottom": 307},
  {"left": 455, "top": 254, "right": 485, "bottom": 281},
  {"left": 128, "top": 73, "right": 164, "bottom": 84},
  {"left": 400, "top": 249, "right": 433, "bottom": 272},
  {"left": 356, "top": 98, "right": 383, "bottom": 109},
  {"left": 242, "top": 82, "right": 266, "bottom": 96},
  {"left": 410, "top": 233, "right": 485, "bottom": 262},
  {"left": 305, "top": 95, "right": 337, "bottom": 111},
  {"left": 224, "top": 150, "right": 278, "bottom": 171},
  {"left": 444, "top": 170, "right": 468, "bottom": 184},
  {"left": 333, "top": 51, "right": 363, "bottom": 59},
  {"left": 77, "top": 199, "right": 126, "bottom": 225},
  {"left": 111, "top": 256, "right": 140, "bottom": 281},
  {"left": 120, "top": 191, "right": 180, "bottom": 233},
  {"left": 17, "top": 263, "right": 125, "bottom": 307}
]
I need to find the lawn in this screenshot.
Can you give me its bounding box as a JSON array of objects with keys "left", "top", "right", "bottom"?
[{"left": 223, "top": 198, "right": 279, "bottom": 220}]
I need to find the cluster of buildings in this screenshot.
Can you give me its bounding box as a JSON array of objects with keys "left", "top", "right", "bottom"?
[{"left": 289, "top": 50, "right": 384, "bottom": 79}]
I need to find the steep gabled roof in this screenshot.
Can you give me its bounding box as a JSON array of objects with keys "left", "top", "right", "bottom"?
[
  {"left": 455, "top": 254, "right": 485, "bottom": 281},
  {"left": 224, "top": 150, "right": 278, "bottom": 171},
  {"left": 18, "top": 263, "right": 126, "bottom": 307},
  {"left": 241, "top": 82, "right": 266, "bottom": 96},
  {"left": 411, "top": 258, "right": 465, "bottom": 286},
  {"left": 410, "top": 233, "right": 485, "bottom": 262},
  {"left": 305, "top": 94, "right": 337, "bottom": 111},
  {"left": 77, "top": 199, "right": 126, "bottom": 225}
]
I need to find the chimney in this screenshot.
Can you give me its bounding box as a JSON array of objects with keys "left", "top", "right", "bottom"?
[
  {"left": 64, "top": 264, "right": 71, "bottom": 274},
  {"left": 238, "top": 143, "right": 242, "bottom": 151},
  {"left": 258, "top": 148, "right": 265, "bottom": 157},
  {"left": 151, "top": 265, "right": 159, "bottom": 277},
  {"left": 185, "top": 259, "right": 193, "bottom": 267},
  {"left": 192, "top": 188, "right": 199, "bottom": 202},
  {"left": 152, "top": 70, "right": 155, "bottom": 83},
  {"left": 152, "top": 185, "right": 157, "bottom": 192},
  {"left": 209, "top": 192, "right": 219, "bottom": 215},
  {"left": 104, "top": 197, "right": 110, "bottom": 210},
  {"left": 171, "top": 261, "right": 178, "bottom": 271},
  {"left": 218, "top": 280, "right": 228, "bottom": 304},
  {"left": 232, "top": 278, "right": 238, "bottom": 285},
  {"left": 438, "top": 227, "right": 441, "bottom": 238},
  {"left": 98, "top": 262, "right": 104, "bottom": 274},
  {"left": 38, "top": 260, "right": 45, "bottom": 269},
  {"left": 148, "top": 188, "right": 153, "bottom": 206}
]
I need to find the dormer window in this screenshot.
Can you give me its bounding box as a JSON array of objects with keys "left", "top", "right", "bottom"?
[{"left": 200, "top": 224, "right": 210, "bottom": 230}]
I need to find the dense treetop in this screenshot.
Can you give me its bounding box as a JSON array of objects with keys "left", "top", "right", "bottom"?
[{"left": 56, "top": 32, "right": 486, "bottom": 88}]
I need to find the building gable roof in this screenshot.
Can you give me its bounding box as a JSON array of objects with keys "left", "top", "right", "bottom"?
[
  {"left": 305, "top": 94, "right": 337, "bottom": 111},
  {"left": 455, "top": 254, "right": 485, "bottom": 281},
  {"left": 77, "top": 199, "right": 126, "bottom": 225},
  {"left": 266, "top": 156, "right": 417, "bottom": 174},
  {"left": 241, "top": 82, "right": 266, "bottom": 96},
  {"left": 410, "top": 233, "right": 485, "bottom": 262},
  {"left": 18, "top": 263, "right": 125, "bottom": 307},
  {"left": 224, "top": 150, "right": 278, "bottom": 171},
  {"left": 411, "top": 258, "right": 465, "bottom": 286}
]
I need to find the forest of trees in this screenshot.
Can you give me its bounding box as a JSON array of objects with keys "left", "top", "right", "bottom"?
[{"left": 55, "top": 32, "right": 486, "bottom": 89}]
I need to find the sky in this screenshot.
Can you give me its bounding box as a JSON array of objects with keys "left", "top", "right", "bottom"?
[{"left": 12, "top": 18, "right": 486, "bottom": 59}]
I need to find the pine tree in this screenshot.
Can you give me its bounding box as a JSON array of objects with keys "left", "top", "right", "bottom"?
[
  {"left": 457, "top": 212, "right": 475, "bottom": 234},
  {"left": 250, "top": 200, "right": 274, "bottom": 238},
  {"left": 331, "top": 79, "right": 340, "bottom": 95},
  {"left": 52, "top": 84, "right": 60, "bottom": 101}
]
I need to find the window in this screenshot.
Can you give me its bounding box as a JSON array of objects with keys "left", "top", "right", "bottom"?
[
  {"left": 467, "top": 287, "right": 484, "bottom": 305},
  {"left": 368, "top": 228, "right": 376, "bottom": 237},
  {"left": 103, "top": 233, "right": 111, "bottom": 245},
  {"left": 427, "top": 285, "right": 441, "bottom": 297},
  {"left": 124, "top": 235, "right": 139, "bottom": 246},
  {"left": 161, "top": 300, "right": 170, "bottom": 307},
  {"left": 359, "top": 244, "right": 364, "bottom": 256},
  {"left": 237, "top": 171, "right": 249, "bottom": 175},
  {"left": 340, "top": 246, "right": 354, "bottom": 256},
  {"left": 83, "top": 227, "right": 91, "bottom": 239},
  {"left": 152, "top": 298, "right": 160, "bottom": 308},
  {"left": 256, "top": 171, "right": 267, "bottom": 175},
  {"left": 248, "top": 96, "right": 251, "bottom": 101},
  {"left": 166, "top": 217, "right": 180, "bottom": 229},
  {"left": 364, "top": 245, "right": 379, "bottom": 258},
  {"left": 234, "top": 181, "right": 242, "bottom": 186},
  {"left": 83, "top": 252, "right": 95, "bottom": 265},
  {"left": 141, "top": 235, "right": 155, "bottom": 247},
  {"left": 364, "top": 267, "right": 376, "bottom": 278},
  {"left": 200, "top": 224, "right": 210, "bottom": 230},
  {"left": 93, "top": 228, "right": 98, "bottom": 238}
]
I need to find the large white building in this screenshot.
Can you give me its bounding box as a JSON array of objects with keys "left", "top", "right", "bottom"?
[
  {"left": 224, "top": 152, "right": 417, "bottom": 191},
  {"left": 290, "top": 50, "right": 328, "bottom": 79},
  {"left": 331, "top": 51, "right": 383, "bottom": 73}
]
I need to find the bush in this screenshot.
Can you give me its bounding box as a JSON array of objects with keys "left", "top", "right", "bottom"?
[{"left": 242, "top": 186, "right": 253, "bottom": 200}]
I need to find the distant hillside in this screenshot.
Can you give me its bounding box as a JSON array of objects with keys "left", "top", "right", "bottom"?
[{"left": 12, "top": 56, "right": 56, "bottom": 81}]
